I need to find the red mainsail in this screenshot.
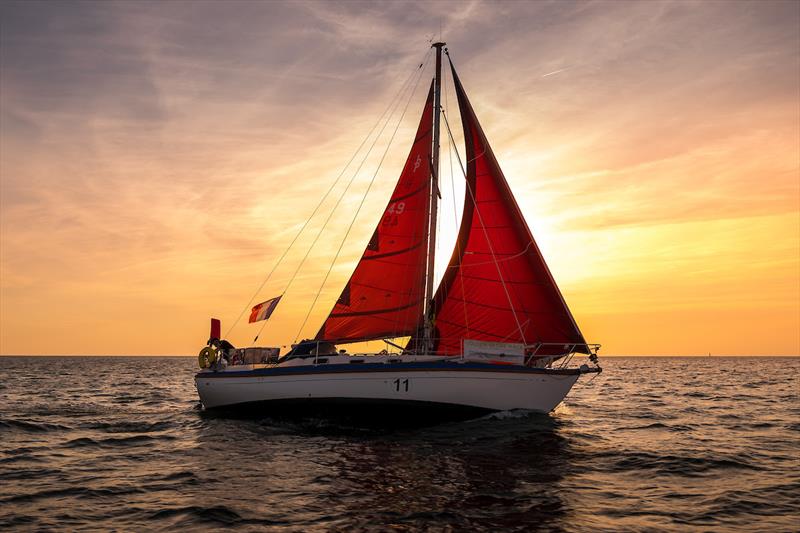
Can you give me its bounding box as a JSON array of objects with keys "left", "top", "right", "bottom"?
[
  {"left": 315, "top": 83, "right": 435, "bottom": 343},
  {"left": 427, "top": 63, "right": 588, "bottom": 356}
]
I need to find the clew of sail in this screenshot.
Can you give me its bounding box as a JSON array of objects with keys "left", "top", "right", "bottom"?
[
  {"left": 315, "top": 82, "right": 435, "bottom": 343},
  {"left": 423, "top": 60, "right": 589, "bottom": 357}
]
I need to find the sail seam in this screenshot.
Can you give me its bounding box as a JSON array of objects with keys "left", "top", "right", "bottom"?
[
  {"left": 432, "top": 317, "right": 508, "bottom": 341},
  {"left": 452, "top": 273, "right": 547, "bottom": 285},
  {"left": 388, "top": 182, "right": 429, "bottom": 203},
  {"left": 328, "top": 299, "right": 422, "bottom": 319},
  {"left": 362, "top": 241, "right": 424, "bottom": 261},
  {"left": 444, "top": 296, "right": 567, "bottom": 313}
]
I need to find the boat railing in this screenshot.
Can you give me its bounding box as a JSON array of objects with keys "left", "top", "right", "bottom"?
[
  {"left": 303, "top": 339, "right": 600, "bottom": 368},
  {"left": 523, "top": 342, "right": 601, "bottom": 369}
]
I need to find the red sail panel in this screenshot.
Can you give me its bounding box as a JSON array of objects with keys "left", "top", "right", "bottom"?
[
  {"left": 315, "top": 83, "right": 435, "bottom": 343},
  {"left": 429, "top": 64, "right": 588, "bottom": 356}
]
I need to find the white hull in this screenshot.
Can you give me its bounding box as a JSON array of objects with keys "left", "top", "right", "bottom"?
[{"left": 195, "top": 359, "right": 590, "bottom": 415}]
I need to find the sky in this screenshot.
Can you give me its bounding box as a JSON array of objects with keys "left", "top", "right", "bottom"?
[{"left": 1, "top": 0, "right": 798, "bottom": 356}]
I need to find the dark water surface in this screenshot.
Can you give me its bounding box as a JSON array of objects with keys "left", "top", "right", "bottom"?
[{"left": 0, "top": 357, "right": 798, "bottom": 531}]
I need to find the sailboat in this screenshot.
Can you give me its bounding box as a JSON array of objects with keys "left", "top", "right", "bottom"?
[{"left": 195, "top": 43, "right": 601, "bottom": 419}]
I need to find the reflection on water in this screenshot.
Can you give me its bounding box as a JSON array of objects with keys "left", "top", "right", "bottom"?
[
  {"left": 1, "top": 356, "right": 798, "bottom": 531},
  {"left": 184, "top": 409, "right": 573, "bottom": 530}
]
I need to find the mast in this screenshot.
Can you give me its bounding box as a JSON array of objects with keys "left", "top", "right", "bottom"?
[{"left": 424, "top": 42, "right": 445, "bottom": 352}]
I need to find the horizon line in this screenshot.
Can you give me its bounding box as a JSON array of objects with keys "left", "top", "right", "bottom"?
[{"left": 1, "top": 354, "right": 798, "bottom": 358}]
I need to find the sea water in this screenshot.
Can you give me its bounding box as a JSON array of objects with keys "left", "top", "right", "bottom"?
[{"left": 0, "top": 356, "right": 798, "bottom": 531}]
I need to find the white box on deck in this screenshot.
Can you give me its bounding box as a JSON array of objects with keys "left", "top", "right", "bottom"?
[{"left": 462, "top": 339, "right": 525, "bottom": 365}]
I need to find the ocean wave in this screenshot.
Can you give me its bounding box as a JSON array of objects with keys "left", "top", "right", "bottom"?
[
  {"left": 81, "top": 419, "right": 176, "bottom": 433},
  {"left": 0, "top": 515, "right": 37, "bottom": 529},
  {"left": 0, "top": 467, "right": 61, "bottom": 481},
  {"left": 482, "top": 409, "right": 538, "bottom": 420},
  {"left": 615, "top": 422, "right": 696, "bottom": 432},
  {"left": 0, "top": 454, "right": 46, "bottom": 465},
  {"left": 0, "top": 418, "right": 72, "bottom": 432},
  {"left": 62, "top": 434, "right": 172, "bottom": 449},
  {"left": 0, "top": 485, "right": 145, "bottom": 505},
  {"left": 607, "top": 451, "right": 762, "bottom": 476},
  {"left": 147, "top": 505, "right": 265, "bottom": 527}
]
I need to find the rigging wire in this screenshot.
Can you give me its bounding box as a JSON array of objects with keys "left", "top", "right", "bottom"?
[
  {"left": 293, "top": 56, "right": 431, "bottom": 344},
  {"left": 230, "top": 50, "right": 430, "bottom": 344}
]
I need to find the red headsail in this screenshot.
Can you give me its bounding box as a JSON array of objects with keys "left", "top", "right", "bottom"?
[
  {"left": 315, "top": 83, "right": 435, "bottom": 343},
  {"left": 427, "top": 63, "right": 588, "bottom": 356}
]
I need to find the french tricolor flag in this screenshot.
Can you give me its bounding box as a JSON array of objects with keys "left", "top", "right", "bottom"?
[{"left": 248, "top": 295, "right": 282, "bottom": 323}]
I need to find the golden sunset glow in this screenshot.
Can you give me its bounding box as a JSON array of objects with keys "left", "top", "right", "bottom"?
[{"left": 1, "top": 1, "right": 798, "bottom": 355}]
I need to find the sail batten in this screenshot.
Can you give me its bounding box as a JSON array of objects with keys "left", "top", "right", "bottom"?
[
  {"left": 328, "top": 298, "right": 423, "bottom": 319},
  {"left": 314, "top": 83, "right": 436, "bottom": 344}
]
